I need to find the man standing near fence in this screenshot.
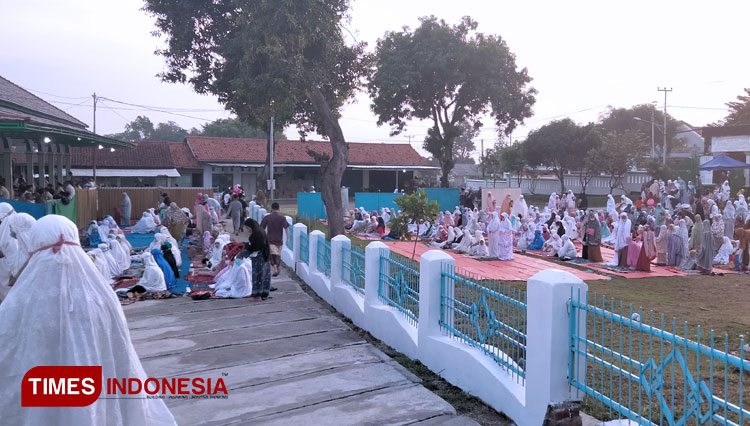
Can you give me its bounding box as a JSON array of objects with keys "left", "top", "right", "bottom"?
[{"left": 261, "top": 202, "right": 289, "bottom": 277}]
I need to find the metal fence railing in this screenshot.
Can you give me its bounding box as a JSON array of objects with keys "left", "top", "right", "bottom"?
[
  {"left": 317, "top": 238, "right": 331, "bottom": 278},
  {"left": 440, "top": 263, "right": 527, "bottom": 382},
  {"left": 299, "top": 232, "right": 309, "bottom": 265},
  {"left": 378, "top": 250, "right": 420, "bottom": 326},
  {"left": 341, "top": 245, "right": 365, "bottom": 293},
  {"left": 569, "top": 289, "right": 750, "bottom": 425}
]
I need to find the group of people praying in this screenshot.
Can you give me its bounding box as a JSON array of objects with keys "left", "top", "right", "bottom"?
[{"left": 353, "top": 179, "right": 749, "bottom": 276}]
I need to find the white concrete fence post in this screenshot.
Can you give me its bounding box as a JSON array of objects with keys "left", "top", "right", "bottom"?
[
  {"left": 417, "top": 250, "right": 454, "bottom": 344},
  {"left": 525, "top": 269, "right": 588, "bottom": 426},
  {"left": 309, "top": 230, "right": 324, "bottom": 274},
  {"left": 292, "top": 223, "right": 307, "bottom": 266},
  {"left": 364, "top": 241, "right": 388, "bottom": 308},
  {"left": 330, "top": 235, "right": 349, "bottom": 287}
]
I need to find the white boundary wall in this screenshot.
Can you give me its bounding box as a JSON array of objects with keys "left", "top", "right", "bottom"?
[{"left": 281, "top": 224, "right": 589, "bottom": 426}]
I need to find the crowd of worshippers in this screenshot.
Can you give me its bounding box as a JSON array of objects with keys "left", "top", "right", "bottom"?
[
  {"left": 191, "top": 202, "right": 288, "bottom": 301},
  {"left": 341, "top": 179, "right": 750, "bottom": 275},
  {"left": 0, "top": 176, "right": 78, "bottom": 204}
]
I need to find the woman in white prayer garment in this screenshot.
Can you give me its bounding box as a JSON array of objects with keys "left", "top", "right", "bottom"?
[
  {"left": 606, "top": 194, "right": 617, "bottom": 219},
  {"left": 713, "top": 236, "right": 734, "bottom": 265},
  {"left": 213, "top": 255, "right": 254, "bottom": 298},
  {"left": 136, "top": 251, "right": 167, "bottom": 292},
  {"left": 131, "top": 211, "right": 157, "bottom": 234},
  {"left": 609, "top": 213, "right": 632, "bottom": 267},
  {"left": 496, "top": 213, "right": 514, "bottom": 260},
  {"left": 109, "top": 238, "right": 130, "bottom": 272},
  {"left": 453, "top": 229, "right": 474, "bottom": 253},
  {"left": 562, "top": 211, "right": 578, "bottom": 241},
  {"left": 88, "top": 249, "right": 113, "bottom": 284},
  {"left": 0, "top": 215, "right": 177, "bottom": 426},
  {"left": 98, "top": 243, "right": 121, "bottom": 278},
  {"left": 557, "top": 235, "right": 577, "bottom": 260}
]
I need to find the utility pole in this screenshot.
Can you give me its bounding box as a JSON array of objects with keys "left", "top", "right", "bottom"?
[
  {"left": 269, "top": 116, "right": 275, "bottom": 201},
  {"left": 481, "top": 139, "right": 485, "bottom": 179},
  {"left": 650, "top": 105, "right": 655, "bottom": 159},
  {"left": 92, "top": 92, "right": 97, "bottom": 186},
  {"left": 657, "top": 87, "right": 672, "bottom": 165}
]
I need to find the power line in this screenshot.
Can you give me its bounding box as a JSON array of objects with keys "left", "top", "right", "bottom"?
[{"left": 22, "top": 86, "right": 90, "bottom": 100}]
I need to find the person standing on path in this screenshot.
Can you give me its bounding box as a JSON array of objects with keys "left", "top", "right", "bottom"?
[
  {"left": 261, "top": 202, "right": 289, "bottom": 276},
  {"left": 227, "top": 194, "right": 243, "bottom": 235},
  {"left": 244, "top": 218, "right": 273, "bottom": 300}
]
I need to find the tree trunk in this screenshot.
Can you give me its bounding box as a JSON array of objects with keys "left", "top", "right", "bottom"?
[
  {"left": 557, "top": 171, "right": 566, "bottom": 193},
  {"left": 309, "top": 88, "right": 348, "bottom": 239},
  {"left": 439, "top": 162, "right": 451, "bottom": 188}
]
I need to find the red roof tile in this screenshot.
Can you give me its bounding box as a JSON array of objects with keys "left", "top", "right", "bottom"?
[
  {"left": 71, "top": 141, "right": 175, "bottom": 168},
  {"left": 185, "top": 136, "right": 426, "bottom": 166},
  {"left": 186, "top": 136, "right": 267, "bottom": 163},
  {"left": 168, "top": 141, "right": 201, "bottom": 168}
]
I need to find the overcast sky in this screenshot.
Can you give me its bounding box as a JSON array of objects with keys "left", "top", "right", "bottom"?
[{"left": 3, "top": 0, "right": 748, "bottom": 160}]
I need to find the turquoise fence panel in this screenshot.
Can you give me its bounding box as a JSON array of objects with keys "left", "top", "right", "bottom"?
[
  {"left": 299, "top": 232, "right": 309, "bottom": 264},
  {"left": 316, "top": 238, "right": 331, "bottom": 278},
  {"left": 342, "top": 245, "right": 365, "bottom": 293},
  {"left": 569, "top": 289, "right": 750, "bottom": 425},
  {"left": 354, "top": 192, "right": 399, "bottom": 213},
  {"left": 440, "top": 263, "right": 527, "bottom": 382},
  {"left": 0, "top": 198, "right": 47, "bottom": 219},
  {"left": 297, "top": 192, "right": 326, "bottom": 220},
  {"left": 378, "top": 249, "right": 420, "bottom": 326},
  {"left": 422, "top": 188, "right": 460, "bottom": 212}
]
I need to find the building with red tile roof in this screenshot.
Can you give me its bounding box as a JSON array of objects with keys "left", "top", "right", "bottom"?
[{"left": 69, "top": 136, "right": 435, "bottom": 193}]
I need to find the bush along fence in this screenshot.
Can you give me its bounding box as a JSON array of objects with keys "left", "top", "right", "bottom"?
[{"left": 279, "top": 221, "right": 748, "bottom": 426}]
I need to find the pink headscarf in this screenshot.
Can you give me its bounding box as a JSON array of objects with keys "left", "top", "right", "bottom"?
[{"left": 195, "top": 192, "right": 203, "bottom": 205}]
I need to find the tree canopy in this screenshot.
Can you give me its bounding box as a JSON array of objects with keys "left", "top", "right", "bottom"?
[
  {"left": 722, "top": 88, "right": 750, "bottom": 125},
  {"left": 143, "top": 0, "right": 368, "bottom": 237},
  {"left": 453, "top": 121, "right": 479, "bottom": 164},
  {"left": 368, "top": 16, "right": 535, "bottom": 187},
  {"left": 107, "top": 116, "right": 188, "bottom": 142},
  {"left": 523, "top": 119, "right": 599, "bottom": 192},
  {"left": 106, "top": 116, "right": 286, "bottom": 142},
  {"left": 198, "top": 118, "right": 286, "bottom": 140},
  {"left": 598, "top": 104, "right": 683, "bottom": 163}
]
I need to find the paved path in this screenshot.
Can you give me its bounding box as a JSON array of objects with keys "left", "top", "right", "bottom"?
[{"left": 123, "top": 267, "right": 478, "bottom": 425}]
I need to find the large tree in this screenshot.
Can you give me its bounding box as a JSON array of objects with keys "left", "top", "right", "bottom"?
[
  {"left": 498, "top": 143, "right": 525, "bottom": 187},
  {"left": 368, "top": 16, "right": 535, "bottom": 187},
  {"left": 722, "top": 88, "right": 750, "bottom": 125},
  {"left": 522, "top": 119, "right": 599, "bottom": 193},
  {"left": 598, "top": 104, "right": 682, "bottom": 165},
  {"left": 198, "top": 118, "right": 286, "bottom": 140},
  {"left": 587, "top": 130, "right": 646, "bottom": 194},
  {"left": 452, "top": 121, "right": 479, "bottom": 164},
  {"left": 107, "top": 115, "right": 189, "bottom": 142},
  {"left": 143, "top": 0, "right": 367, "bottom": 238}
]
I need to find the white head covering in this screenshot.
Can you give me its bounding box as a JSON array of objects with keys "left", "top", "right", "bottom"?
[
  {"left": 713, "top": 236, "right": 733, "bottom": 265},
  {"left": 137, "top": 251, "right": 167, "bottom": 292},
  {"left": 6, "top": 213, "right": 35, "bottom": 275},
  {"left": 0, "top": 215, "right": 176, "bottom": 425},
  {"left": 88, "top": 249, "right": 112, "bottom": 283},
  {"left": 130, "top": 211, "right": 157, "bottom": 234},
  {"left": 98, "top": 243, "right": 121, "bottom": 278},
  {"left": 213, "top": 257, "right": 254, "bottom": 298},
  {"left": 512, "top": 195, "right": 529, "bottom": 218},
  {"left": 547, "top": 193, "right": 557, "bottom": 210}
]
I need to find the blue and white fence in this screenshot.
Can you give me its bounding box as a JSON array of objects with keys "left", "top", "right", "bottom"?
[
  {"left": 569, "top": 290, "right": 750, "bottom": 425},
  {"left": 282, "top": 224, "right": 590, "bottom": 426},
  {"left": 279, "top": 223, "right": 747, "bottom": 426}
]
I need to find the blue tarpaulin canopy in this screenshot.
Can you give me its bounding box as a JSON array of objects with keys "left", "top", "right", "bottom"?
[{"left": 698, "top": 154, "right": 750, "bottom": 171}]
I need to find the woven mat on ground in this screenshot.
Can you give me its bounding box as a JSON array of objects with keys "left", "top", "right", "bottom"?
[{"left": 383, "top": 241, "right": 608, "bottom": 281}]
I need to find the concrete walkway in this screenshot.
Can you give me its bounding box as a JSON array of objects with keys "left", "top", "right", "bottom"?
[{"left": 123, "top": 267, "right": 478, "bottom": 425}]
